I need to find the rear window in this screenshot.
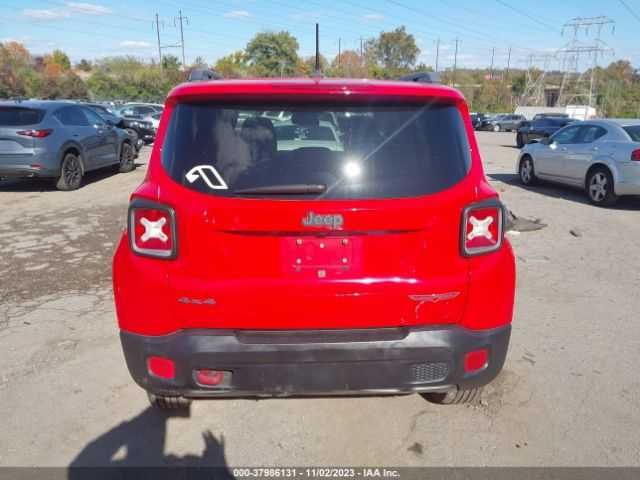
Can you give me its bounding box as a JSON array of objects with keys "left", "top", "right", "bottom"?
[
  {"left": 0, "top": 107, "right": 45, "bottom": 126},
  {"left": 623, "top": 126, "right": 640, "bottom": 142},
  {"left": 162, "top": 102, "right": 471, "bottom": 200}
]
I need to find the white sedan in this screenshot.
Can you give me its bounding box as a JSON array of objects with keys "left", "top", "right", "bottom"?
[{"left": 516, "top": 119, "right": 640, "bottom": 206}]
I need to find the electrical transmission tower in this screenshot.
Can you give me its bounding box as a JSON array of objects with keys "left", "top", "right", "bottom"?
[
  {"left": 557, "top": 16, "right": 615, "bottom": 107},
  {"left": 519, "top": 53, "right": 557, "bottom": 107}
]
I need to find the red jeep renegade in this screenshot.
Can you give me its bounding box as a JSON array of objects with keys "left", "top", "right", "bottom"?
[{"left": 112, "top": 74, "right": 515, "bottom": 409}]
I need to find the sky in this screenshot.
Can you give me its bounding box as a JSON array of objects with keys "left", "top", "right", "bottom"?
[{"left": 1, "top": 0, "right": 640, "bottom": 72}]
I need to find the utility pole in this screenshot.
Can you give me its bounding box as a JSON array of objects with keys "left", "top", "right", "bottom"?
[
  {"left": 435, "top": 38, "right": 440, "bottom": 72},
  {"left": 338, "top": 38, "right": 341, "bottom": 66},
  {"left": 174, "top": 9, "right": 189, "bottom": 69},
  {"left": 489, "top": 47, "right": 495, "bottom": 80},
  {"left": 360, "top": 37, "right": 364, "bottom": 60},
  {"left": 505, "top": 46, "right": 512, "bottom": 79},
  {"left": 452, "top": 38, "right": 459, "bottom": 87},
  {"left": 155, "top": 13, "right": 162, "bottom": 72}
]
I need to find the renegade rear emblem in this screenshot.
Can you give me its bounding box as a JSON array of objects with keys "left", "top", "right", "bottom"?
[{"left": 302, "top": 212, "right": 344, "bottom": 230}]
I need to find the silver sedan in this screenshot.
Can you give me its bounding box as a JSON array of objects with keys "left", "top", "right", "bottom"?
[{"left": 516, "top": 119, "right": 640, "bottom": 206}]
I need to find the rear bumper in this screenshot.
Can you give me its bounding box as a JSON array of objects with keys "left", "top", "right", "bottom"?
[
  {"left": 120, "top": 325, "right": 511, "bottom": 398},
  {"left": 0, "top": 164, "right": 57, "bottom": 178}
]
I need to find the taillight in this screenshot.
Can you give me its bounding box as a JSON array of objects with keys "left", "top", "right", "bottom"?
[
  {"left": 463, "top": 349, "right": 489, "bottom": 373},
  {"left": 461, "top": 201, "right": 504, "bottom": 256},
  {"left": 17, "top": 129, "right": 53, "bottom": 138},
  {"left": 128, "top": 201, "right": 177, "bottom": 259},
  {"left": 147, "top": 356, "right": 175, "bottom": 379},
  {"left": 631, "top": 149, "right": 640, "bottom": 161}
]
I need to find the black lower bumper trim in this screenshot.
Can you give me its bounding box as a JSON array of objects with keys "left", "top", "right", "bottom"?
[{"left": 120, "top": 325, "right": 511, "bottom": 398}]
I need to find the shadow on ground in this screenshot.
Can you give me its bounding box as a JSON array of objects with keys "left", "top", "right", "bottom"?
[
  {"left": 68, "top": 406, "right": 234, "bottom": 477},
  {"left": 489, "top": 172, "right": 640, "bottom": 211},
  {"left": 0, "top": 162, "right": 146, "bottom": 193}
]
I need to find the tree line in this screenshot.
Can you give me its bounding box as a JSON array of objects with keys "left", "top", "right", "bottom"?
[{"left": 1, "top": 26, "right": 639, "bottom": 117}]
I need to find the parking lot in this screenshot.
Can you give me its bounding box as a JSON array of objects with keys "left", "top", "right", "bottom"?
[{"left": 0, "top": 132, "right": 639, "bottom": 467}]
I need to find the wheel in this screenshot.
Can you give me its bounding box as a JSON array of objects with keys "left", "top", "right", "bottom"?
[
  {"left": 493, "top": 124, "right": 501, "bottom": 132},
  {"left": 56, "top": 152, "right": 83, "bottom": 190},
  {"left": 519, "top": 155, "right": 538, "bottom": 186},
  {"left": 421, "top": 387, "right": 483, "bottom": 405},
  {"left": 118, "top": 142, "right": 135, "bottom": 173},
  {"left": 516, "top": 133, "right": 524, "bottom": 148},
  {"left": 587, "top": 167, "right": 618, "bottom": 206},
  {"left": 148, "top": 392, "right": 192, "bottom": 410}
]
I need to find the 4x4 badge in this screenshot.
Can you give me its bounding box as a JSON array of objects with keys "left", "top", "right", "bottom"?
[
  {"left": 302, "top": 212, "right": 344, "bottom": 230},
  {"left": 185, "top": 165, "right": 228, "bottom": 190}
]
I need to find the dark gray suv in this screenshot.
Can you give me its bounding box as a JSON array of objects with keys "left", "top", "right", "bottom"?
[{"left": 0, "top": 100, "right": 136, "bottom": 190}]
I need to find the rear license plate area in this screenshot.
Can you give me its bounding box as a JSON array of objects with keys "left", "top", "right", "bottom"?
[{"left": 281, "top": 236, "right": 360, "bottom": 278}]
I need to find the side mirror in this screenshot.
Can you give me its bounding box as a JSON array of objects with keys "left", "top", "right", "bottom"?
[{"left": 540, "top": 137, "right": 552, "bottom": 146}]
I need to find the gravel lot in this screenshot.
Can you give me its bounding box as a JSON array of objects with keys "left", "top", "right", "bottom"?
[{"left": 1, "top": 133, "right": 639, "bottom": 467}]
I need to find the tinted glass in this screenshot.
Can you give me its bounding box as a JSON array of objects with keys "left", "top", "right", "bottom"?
[
  {"left": 54, "top": 106, "right": 90, "bottom": 126},
  {"left": 162, "top": 102, "right": 471, "bottom": 200},
  {"left": 553, "top": 125, "right": 581, "bottom": 144},
  {"left": 82, "top": 108, "right": 106, "bottom": 125},
  {"left": 0, "top": 107, "right": 45, "bottom": 126},
  {"left": 580, "top": 126, "right": 606, "bottom": 143},
  {"left": 623, "top": 126, "right": 640, "bottom": 142}
]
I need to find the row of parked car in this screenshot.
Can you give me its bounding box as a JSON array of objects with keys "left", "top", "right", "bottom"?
[
  {"left": 470, "top": 110, "right": 640, "bottom": 206},
  {"left": 0, "top": 100, "right": 162, "bottom": 190}
]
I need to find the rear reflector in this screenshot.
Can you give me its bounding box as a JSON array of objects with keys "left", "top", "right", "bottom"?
[
  {"left": 195, "top": 369, "right": 227, "bottom": 387},
  {"left": 147, "top": 356, "right": 175, "bottom": 379},
  {"left": 128, "top": 202, "right": 176, "bottom": 259},
  {"left": 462, "top": 202, "right": 504, "bottom": 256},
  {"left": 464, "top": 349, "right": 488, "bottom": 373},
  {"left": 631, "top": 149, "right": 640, "bottom": 161},
  {"left": 17, "top": 129, "right": 53, "bottom": 138}
]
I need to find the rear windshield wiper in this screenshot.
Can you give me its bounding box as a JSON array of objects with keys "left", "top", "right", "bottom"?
[{"left": 233, "top": 184, "right": 326, "bottom": 195}]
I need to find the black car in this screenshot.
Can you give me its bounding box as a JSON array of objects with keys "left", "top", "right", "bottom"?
[
  {"left": 84, "top": 103, "right": 144, "bottom": 152},
  {"left": 532, "top": 113, "right": 569, "bottom": 121},
  {"left": 487, "top": 114, "right": 526, "bottom": 132},
  {"left": 516, "top": 117, "right": 578, "bottom": 148},
  {"left": 470, "top": 113, "right": 489, "bottom": 130},
  {"left": 120, "top": 116, "right": 155, "bottom": 145}
]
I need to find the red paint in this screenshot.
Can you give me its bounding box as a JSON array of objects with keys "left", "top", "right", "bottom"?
[{"left": 112, "top": 78, "right": 516, "bottom": 336}]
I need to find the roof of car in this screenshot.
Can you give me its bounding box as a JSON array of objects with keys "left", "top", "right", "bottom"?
[
  {"left": 168, "top": 78, "right": 464, "bottom": 102},
  {"left": 0, "top": 99, "right": 76, "bottom": 109},
  {"left": 595, "top": 118, "right": 640, "bottom": 127}
]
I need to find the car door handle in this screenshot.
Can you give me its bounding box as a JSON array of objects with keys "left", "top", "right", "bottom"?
[{"left": 592, "top": 146, "right": 599, "bottom": 151}]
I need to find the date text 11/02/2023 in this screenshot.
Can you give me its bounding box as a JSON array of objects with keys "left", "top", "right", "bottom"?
[{"left": 232, "top": 468, "right": 401, "bottom": 478}]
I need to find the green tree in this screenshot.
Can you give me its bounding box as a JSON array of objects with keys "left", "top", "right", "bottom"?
[
  {"left": 50, "top": 50, "right": 71, "bottom": 71},
  {"left": 330, "top": 50, "right": 367, "bottom": 78},
  {"left": 366, "top": 26, "right": 419, "bottom": 78},
  {"left": 214, "top": 51, "right": 249, "bottom": 78},
  {"left": 162, "top": 54, "right": 181, "bottom": 71},
  {"left": 245, "top": 31, "right": 300, "bottom": 77},
  {"left": 76, "top": 59, "right": 92, "bottom": 72}
]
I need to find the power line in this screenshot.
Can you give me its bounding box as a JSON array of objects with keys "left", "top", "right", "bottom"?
[
  {"left": 618, "top": 0, "right": 640, "bottom": 23},
  {"left": 494, "top": 0, "right": 559, "bottom": 32}
]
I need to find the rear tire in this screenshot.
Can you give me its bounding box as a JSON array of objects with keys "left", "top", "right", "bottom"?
[
  {"left": 148, "top": 392, "right": 192, "bottom": 411},
  {"left": 516, "top": 133, "right": 525, "bottom": 148},
  {"left": 586, "top": 167, "right": 618, "bottom": 206},
  {"left": 493, "top": 124, "right": 501, "bottom": 132},
  {"left": 56, "top": 152, "right": 83, "bottom": 191},
  {"left": 118, "top": 142, "right": 135, "bottom": 173},
  {"left": 422, "top": 387, "right": 483, "bottom": 405}
]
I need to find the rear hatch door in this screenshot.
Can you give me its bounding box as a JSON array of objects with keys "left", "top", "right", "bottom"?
[{"left": 158, "top": 100, "right": 475, "bottom": 330}]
